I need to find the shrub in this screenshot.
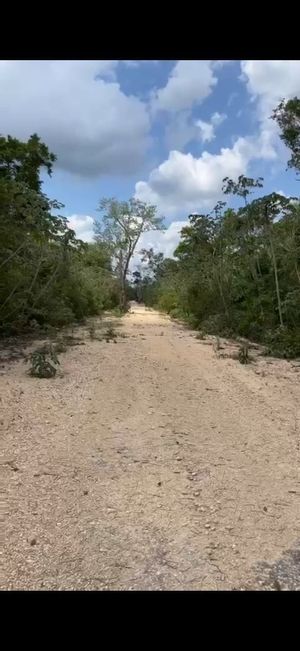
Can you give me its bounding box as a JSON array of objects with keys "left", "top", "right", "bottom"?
[
  {"left": 105, "top": 326, "right": 117, "bottom": 342},
  {"left": 28, "top": 344, "right": 60, "bottom": 378},
  {"left": 238, "top": 343, "right": 251, "bottom": 364},
  {"left": 264, "top": 327, "right": 300, "bottom": 359},
  {"left": 88, "top": 324, "right": 96, "bottom": 339}
]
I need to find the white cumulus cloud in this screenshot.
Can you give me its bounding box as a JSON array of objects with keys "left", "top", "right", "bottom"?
[
  {"left": 67, "top": 215, "right": 95, "bottom": 242},
  {"left": 165, "top": 110, "right": 198, "bottom": 150},
  {"left": 165, "top": 109, "right": 227, "bottom": 150},
  {"left": 136, "top": 61, "right": 300, "bottom": 218},
  {"left": 121, "top": 60, "right": 159, "bottom": 68},
  {"left": 135, "top": 131, "right": 277, "bottom": 217},
  {"left": 0, "top": 60, "right": 151, "bottom": 177},
  {"left": 240, "top": 60, "right": 300, "bottom": 164},
  {"left": 151, "top": 60, "right": 218, "bottom": 113},
  {"left": 195, "top": 112, "right": 227, "bottom": 143},
  {"left": 195, "top": 119, "right": 215, "bottom": 143},
  {"left": 240, "top": 60, "right": 300, "bottom": 116},
  {"left": 130, "top": 221, "right": 188, "bottom": 271}
]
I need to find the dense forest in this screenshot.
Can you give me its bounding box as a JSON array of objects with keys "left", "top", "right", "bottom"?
[
  {"left": 0, "top": 134, "right": 123, "bottom": 335},
  {"left": 138, "top": 97, "right": 300, "bottom": 358},
  {"left": 1, "top": 97, "right": 299, "bottom": 357}
]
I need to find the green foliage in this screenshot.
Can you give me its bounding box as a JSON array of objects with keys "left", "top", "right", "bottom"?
[
  {"left": 142, "top": 106, "right": 300, "bottom": 359},
  {"left": 157, "top": 287, "right": 179, "bottom": 314},
  {"left": 0, "top": 134, "right": 119, "bottom": 336},
  {"left": 222, "top": 175, "right": 264, "bottom": 204},
  {"left": 110, "top": 305, "right": 128, "bottom": 317},
  {"left": 272, "top": 97, "right": 300, "bottom": 174},
  {"left": 0, "top": 133, "right": 56, "bottom": 192},
  {"left": 29, "top": 344, "right": 60, "bottom": 378},
  {"left": 2, "top": 97, "right": 299, "bottom": 360},
  {"left": 264, "top": 327, "right": 300, "bottom": 359}
]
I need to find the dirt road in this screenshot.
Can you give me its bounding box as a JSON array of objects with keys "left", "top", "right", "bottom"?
[{"left": 1, "top": 304, "right": 300, "bottom": 590}]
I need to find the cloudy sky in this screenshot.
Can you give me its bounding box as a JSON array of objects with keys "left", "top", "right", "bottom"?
[{"left": 1, "top": 60, "right": 299, "bottom": 260}]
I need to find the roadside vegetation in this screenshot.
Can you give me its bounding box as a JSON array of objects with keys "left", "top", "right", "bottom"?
[
  {"left": 1, "top": 97, "right": 299, "bottom": 358},
  {"left": 138, "top": 98, "right": 300, "bottom": 359}
]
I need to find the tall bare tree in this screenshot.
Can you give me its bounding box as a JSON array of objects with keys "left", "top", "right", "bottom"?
[{"left": 95, "top": 198, "right": 164, "bottom": 308}]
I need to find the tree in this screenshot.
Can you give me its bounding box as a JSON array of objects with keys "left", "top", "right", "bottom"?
[
  {"left": 95, "top": 198, "right": 164, "bottom": 308},
  {"left": 247, "top": 193, "right": 293, "bottom": 328},
  {"left": 222, "top": 175, "right": 264, "bottom": 205},
  {"left": 142, "top": 181, "right": 300, "bottom": 356},
  {"left": 0, "top": 134, "right": 118, "bottom": 334},
  {"left": 272, "top": 97, "right": 300, "bottom": 174},
  {"left": 136, "top": 100, "right": 300, "bottom": 357},
  {"left": 132, "top": 270, "right": 143, "bottom": 302},
  {"left": 0, "top": 133, "right": 56, "bottom": 191},
  {"left": 140, "top": 248, "right": 165, "bottom": 277},
  {"left": 130, "top": 250, "right": 167, "bottom": 303}
]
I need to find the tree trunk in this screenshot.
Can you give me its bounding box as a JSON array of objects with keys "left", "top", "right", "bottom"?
[
  {"left": 295, "top": 262, "right": 300, "bottom": 286},
  {"left": 269, "top": 232, "right": 284, "bottom": 327},
  {"left": 0, "top": 240, "right": 27, "bottom": 270},
  {"left": 217, "top": 269, "right": 229, "bottom": 318},
  {"left": 120, "top": 276, "right": 127, "bottom": 310},
  {"left": 119, "top": 246, "right": 135, "bottom": 310}
]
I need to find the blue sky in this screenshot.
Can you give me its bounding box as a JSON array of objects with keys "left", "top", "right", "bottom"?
[{"left": 1, "top": 60, "right": 299, "bottom": 256}]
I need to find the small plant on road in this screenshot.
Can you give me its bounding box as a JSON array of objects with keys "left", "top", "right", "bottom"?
[
  {"left": 105, "top": 326, "right": 117, "bottom": 343},
  {"left": 213, "top": 336, "right": 222, "bottom": 353},
  {"left": 88, "top": 324, "right": 96, "bottom": 339},
  {"left": 29, "top": 344, "right": 60, "bottom": 378},
  {"left": 238, "top": 343, "right": 251, "bottom": 364}
]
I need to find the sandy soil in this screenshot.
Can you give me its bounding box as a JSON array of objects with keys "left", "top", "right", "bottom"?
[{"left": 1, "top": 303, "right": 300, "bottom": 590}]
